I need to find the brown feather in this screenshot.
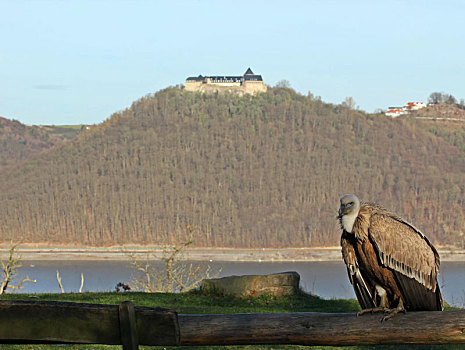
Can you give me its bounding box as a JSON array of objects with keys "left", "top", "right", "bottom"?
[
  {"left": 351, "top": 230, "right": 403, "bottom": 306},
  {"left": 341, "top": 232, "right": 375, "bottom": 309},
  {"left": 359, "top": 204, "right": 439, "bottom": 291}
]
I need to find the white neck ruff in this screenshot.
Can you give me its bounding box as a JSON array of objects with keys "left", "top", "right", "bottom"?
[{"left": 342, "top": 211, "right": 358, "bottom": 233}]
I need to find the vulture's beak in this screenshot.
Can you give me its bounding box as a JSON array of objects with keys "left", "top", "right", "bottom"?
[{"left": 337, "top": 205, "right": 343, "bottom": 219}]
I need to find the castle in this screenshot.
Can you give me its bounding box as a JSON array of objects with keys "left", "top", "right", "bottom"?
[{"left": 185, "top": 68, "right": 267, "bottom": 95}]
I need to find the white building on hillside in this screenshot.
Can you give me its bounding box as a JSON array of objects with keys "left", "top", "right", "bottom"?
[{"left": 385, "top": 102, "right": 427, "bottom": 117}]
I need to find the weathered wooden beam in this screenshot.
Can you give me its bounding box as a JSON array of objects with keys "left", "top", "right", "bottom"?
[
  {"left": 178, "top": 310, "right": 465, "bottom": 346},
  {"left": 119, "top": 301, "right": 139, "bottom": 350},
  {"left": 1, "top": 300, "right": 465, "bottom": 346},
  {"left": 0, "top": 300, "right": 180, "bottom": 346}
]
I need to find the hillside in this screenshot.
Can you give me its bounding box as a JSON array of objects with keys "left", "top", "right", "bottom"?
[
  {"left": 0, "top": 87, "right": 464, "bottom": 248},
  {"left": 410, "top": 104, "right": 465, "bottom": 154},
  {"left": 0, "top": 117, "right": 81, "bottom": 171},
  {"left": 412, "top": 103, "right": 465, "bottom": 122}
]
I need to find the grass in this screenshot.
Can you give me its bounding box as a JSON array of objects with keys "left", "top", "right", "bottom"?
[
  {"left": 0, "top": 291, "right": 464, "bottom": 350},
  {"left": 50, "top": 125, "right": 86, "bottom": 129},
  {"left": 1, "top": 289, "right": 360, "bottom": 314},
  {"left": 39, "top": 124, "right": 83, "bottom": 140}
]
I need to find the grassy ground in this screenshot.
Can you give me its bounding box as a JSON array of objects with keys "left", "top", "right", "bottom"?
[
  {"left": 0, "top": 291, "right": 464, "bottom": 350},
  {"left": 40, "top": 124, "right": 83, "bottom": 140},
  {"left": 1, "top": 290, "right": 360, "bottom": 314}
]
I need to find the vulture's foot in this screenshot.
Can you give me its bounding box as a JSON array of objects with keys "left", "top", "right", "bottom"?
[
  {"left": 356, "top": 307, "right": 388, "bottom": 317},
  {"left": 381, "top": 300, "right": 406, "bottom": 322}
]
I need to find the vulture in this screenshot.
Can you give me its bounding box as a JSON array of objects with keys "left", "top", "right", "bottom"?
[{"left": 338, "top": 194, "right": 443, "bottom": 320}]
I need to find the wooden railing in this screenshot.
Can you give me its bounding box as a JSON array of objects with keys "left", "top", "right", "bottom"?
[
  {"left": 1, "top": 300, "right": 465, "bottom": 348},
  {"left": 0, "top": 300, "right": 179, "bottom": 349},
  {"left": 179, "top": 310, "right": 465, "bottom": 346}
]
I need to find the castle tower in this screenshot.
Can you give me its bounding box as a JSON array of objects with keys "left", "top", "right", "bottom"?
[{"left": 242, "top": 68, "right": 267, "bottom": 94}]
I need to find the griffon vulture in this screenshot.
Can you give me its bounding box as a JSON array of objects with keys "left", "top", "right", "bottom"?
[{"left": 338, "top": 194, "right": 442, "bottom": 320}]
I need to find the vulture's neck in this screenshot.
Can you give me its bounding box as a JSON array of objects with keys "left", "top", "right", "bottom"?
[{"left": 342, "top": 211, "right": 359, "bottom": 233}]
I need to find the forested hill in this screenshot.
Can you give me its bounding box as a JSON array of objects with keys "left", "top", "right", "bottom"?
[
  {"left": 0, "top": 87, "right": 464, "bottom": 248},
  {"left": 0, "top": 117, "right": 81, "bottom": 171}
]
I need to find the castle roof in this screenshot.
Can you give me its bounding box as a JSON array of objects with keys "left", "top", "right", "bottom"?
[
  {"left": 186, "top": 75, "right": 205, "bottom": 82},
  {"left": 244, "top": 68, "right": 254, "bottom": 75}
]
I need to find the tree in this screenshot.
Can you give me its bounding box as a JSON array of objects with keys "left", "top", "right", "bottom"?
[
  {"left": 0, "top": 243, "right": 36, "bottom": 294},
  {"left": 275, "top": 80, "right": 292, "bottom": 89},
  {"left": 341, "top": 97, "right": 356, "bottom": 110},
  {"left": 56, "top": 270, "right": 85, "bottom": 293},
  {"left": 428, "top": 92, "right": 457, "bottom": 105},
  {"left": 444, "top": 94, "right": 457, "bottom": 105},
  {"left": 127, "top": 226, "right": 221, "bottom": 293},
  {"left": 459, "top": 99, "right": 465, "bottom": 109},
  {"left": 428, "top": 92, "right": 443, "bottom": 104}
]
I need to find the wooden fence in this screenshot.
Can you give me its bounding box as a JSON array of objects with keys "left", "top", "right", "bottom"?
[
  {"left": 1, "top": 300, "right": 465, "bottom": 348},
  {"left": 0, "top": 300, "right": 178, "bottom": 349}
]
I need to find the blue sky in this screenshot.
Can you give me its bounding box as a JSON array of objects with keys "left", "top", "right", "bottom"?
[{"left": 1, "top": 0, "right": 464, "bottom": 125}]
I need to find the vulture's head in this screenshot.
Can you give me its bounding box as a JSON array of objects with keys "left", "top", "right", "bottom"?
[{"left": 338, "top": 194, "right": 361, "bottom": 233}]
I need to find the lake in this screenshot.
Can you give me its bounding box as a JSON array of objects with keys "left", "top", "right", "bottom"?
[{"left": 13, "top": 260, "right": 465, "bottom": 307}]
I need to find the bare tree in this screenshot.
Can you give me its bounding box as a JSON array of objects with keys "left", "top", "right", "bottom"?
[
  {"left": 127, "top": 227, "right": 221, "bottom": 293},
  {"left": 0, "top": 243, "right": 36, "bottom": 294},
  {"left": 428, "top": 92, "right": 443, "bottom": 104},
  {"left": 428, "top": 92, "right": 457, "bottom": 105},
  {"left": 341, "top": 97, "right": 357, "bottom": 110},
  {"left": 445, "top": 94, "right": 457, "bottom": 104},
  {"left": 56, "top": 270, "right": 65, "bottom": 293},
  {"left": 128, "top": 256, "right": 162, "bottom": 292},
  {"left": 275, "top": 80, "right": 292, "bottom": 89},
  {"left": 56, "top": 270, "right": 85, "bottom": 293},
  {"left": 79, "top": 273, "right": 84, "bottom": 293}
]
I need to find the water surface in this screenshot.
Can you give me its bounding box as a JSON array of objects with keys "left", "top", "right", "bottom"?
[{"left": 14, "top": 260, "right": 465, "bottom": 307}]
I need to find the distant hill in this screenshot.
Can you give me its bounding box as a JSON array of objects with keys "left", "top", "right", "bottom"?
[
  {"left": 0, "top": 117, "right": 82, "bottom": 171},
  {"left": 408, "top": 104, "right": 465, "bottom": 154},
  {"left": 0, "top": 87, "right": 464, "bottom": 248},
  {"left": 412, "top": 103, "right": 465, "bottom": 122}
]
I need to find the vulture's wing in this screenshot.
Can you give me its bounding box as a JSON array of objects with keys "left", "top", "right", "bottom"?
[
  {"left": 341, "top": 231, "right": 376, "bottom": 309},
  {"left": 368, "top": 213, "right": 442, "bottom": 310}
]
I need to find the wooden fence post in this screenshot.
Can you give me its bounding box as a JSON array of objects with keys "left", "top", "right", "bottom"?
[{"left": 119, "top": 301, "right": 139, "bottom": 350}]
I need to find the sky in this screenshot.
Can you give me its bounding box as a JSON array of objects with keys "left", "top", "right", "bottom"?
[{"left": 1, "top": 0, "right": 464, "bottom": 125}]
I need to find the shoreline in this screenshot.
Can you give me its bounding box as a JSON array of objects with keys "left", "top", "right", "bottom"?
[{"left": 1, "top": 247, "right": 464, "bottom": 262}]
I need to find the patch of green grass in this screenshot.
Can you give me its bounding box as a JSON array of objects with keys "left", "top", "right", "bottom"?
[
  {"left": 1, "top": 290, "right": 361, "bottom": 314},
  {"left": 54, "top": 125, "right": 85, "bottom": 129},
  {"left": 38, "top": 124, "right": 83, "bottom": 140}
]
